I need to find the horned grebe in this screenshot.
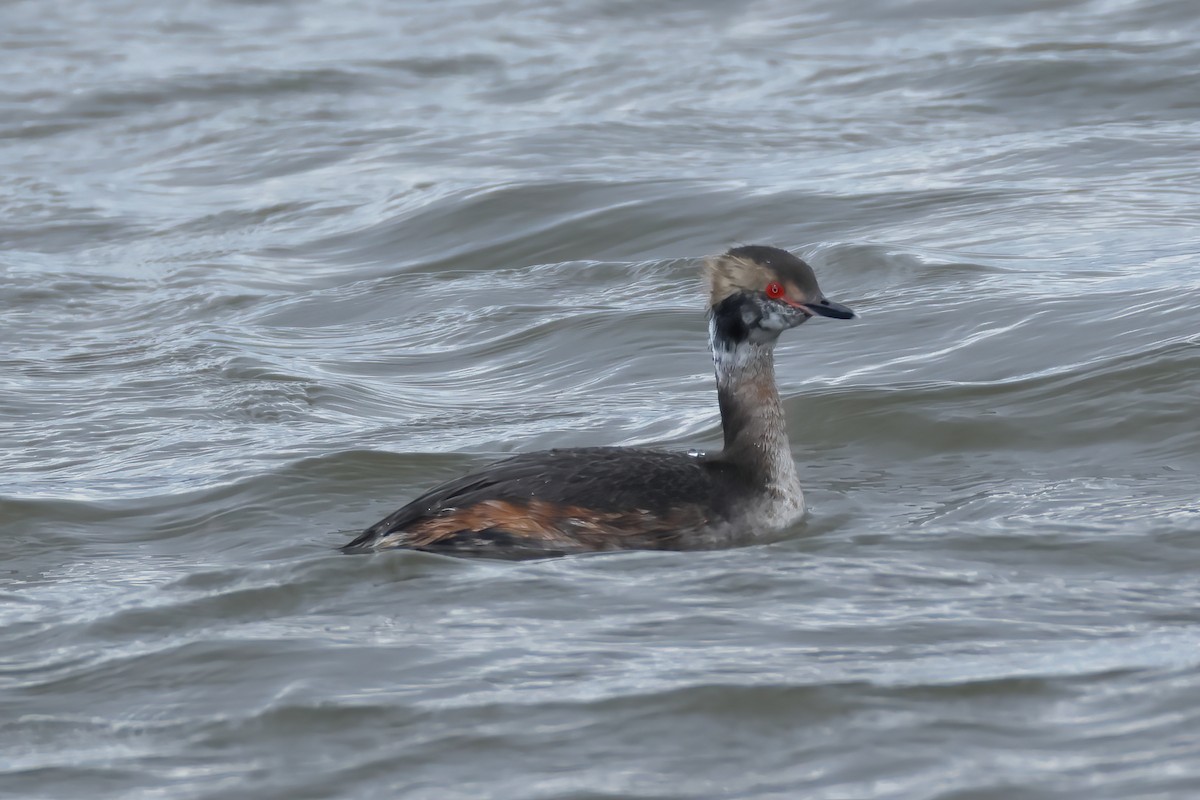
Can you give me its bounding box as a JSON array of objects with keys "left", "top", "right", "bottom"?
[{"left": 342, "top": 245, "right": 854, "bottom": 558}]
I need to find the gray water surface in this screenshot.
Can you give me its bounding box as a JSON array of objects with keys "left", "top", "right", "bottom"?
[{"left": 3, "top": 1, "right": 1200, "bottom": 798}]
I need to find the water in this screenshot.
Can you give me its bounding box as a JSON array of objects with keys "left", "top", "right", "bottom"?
[{"left": 3, "top": 0, "right": 1200, "bottom": 797}]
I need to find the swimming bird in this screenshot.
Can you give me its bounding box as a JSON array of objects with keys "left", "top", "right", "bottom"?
[{"left": 342, "top": 245, "right": 854, "bottom": 558}]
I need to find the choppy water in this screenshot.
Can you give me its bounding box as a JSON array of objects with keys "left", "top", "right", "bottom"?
[{"left": 4, "top": 1, "right": 1200, "bottom": 797}]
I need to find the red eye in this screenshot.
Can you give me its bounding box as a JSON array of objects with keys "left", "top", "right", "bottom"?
[{"left": 765, "top": 282, "right": 785, "bottom": 299}]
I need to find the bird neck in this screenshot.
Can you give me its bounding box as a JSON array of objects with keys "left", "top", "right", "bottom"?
[{"left": 707, "top": 317, "right": 800, "bottom": 492}]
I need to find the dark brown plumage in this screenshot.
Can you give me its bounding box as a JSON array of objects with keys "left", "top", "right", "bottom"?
[{"left": 341, "top": 448, "right": 747, "bottom": 558}]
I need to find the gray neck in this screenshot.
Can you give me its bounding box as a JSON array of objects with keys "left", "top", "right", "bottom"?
[{"left": 707, "top": 318, "right": 800, "bottom": 493}]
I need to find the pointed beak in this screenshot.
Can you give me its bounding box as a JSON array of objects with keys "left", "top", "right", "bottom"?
[{"left": 799, "top": 297, "right": 855, "bottom": 320}]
